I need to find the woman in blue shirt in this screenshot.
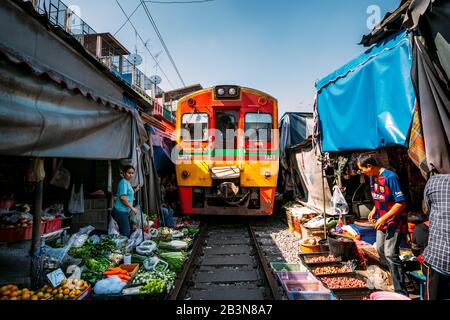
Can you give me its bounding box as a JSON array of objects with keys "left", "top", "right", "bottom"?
[{"left": 112, "top": 165, "right": 138, "bottom": 237}]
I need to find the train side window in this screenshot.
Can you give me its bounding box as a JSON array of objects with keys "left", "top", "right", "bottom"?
[
  {"left": 182, "top": 113, "right": 209, "bottom": 141},
  {"left": 245, "top": 113, "right": 272, "bottom": 142}
]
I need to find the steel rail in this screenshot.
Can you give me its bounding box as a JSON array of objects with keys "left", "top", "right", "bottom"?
[
  {"left": 248, "top": 223, "right": 282, "bottom": 300},
  {"left": 168, "top": 222, "right": 208, "bottom": 300}
]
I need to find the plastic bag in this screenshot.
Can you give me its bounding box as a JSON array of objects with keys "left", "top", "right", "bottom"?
[
  {"left": 365, "top": 265, "right": 393, "bottom": 291},
  {"left": 50, "top": 166, "right": 71, "bottom": 190},
  {"left": 108, "top": 216, "right": 120, "bottom": 236},
  {"left": 93, "top": 276, "right": 126, "bottom": 295},
  {"left": 42, "top": 204, "right": 65, "bottom": 220},
  {"left": 68, "top": 184, "right": 85, "bottom": 214},
  {"left": 42, "top": 245, "right": 72, "bottom": 264},
  {"left": 71, "top": 225, "right": 95, "bottom": 248},
  {"left": 130, "top": 205, "right": 148, "bottom": 230},
  {"left": 331, "top": 186, "right": 349, "bottom": 216},
  {"left": 109, "top": 234, "right": 128, "bottom": 249},
  {"left": 127, "top": 229, "right": 144, "bottom": 248},
  {"left": 136, "top": 240, "right": 157, "bottom": 255}
]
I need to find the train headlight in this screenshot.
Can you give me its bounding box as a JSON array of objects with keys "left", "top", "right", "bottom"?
[
  {"left": 215, "top": 86, "right": 240, "bottom": 100},
  {"left": 182, "top": 171, "right": 190, "bottom": 179},
  {"left": 265, "top": 171, "right": 272, "bottom": 178}
]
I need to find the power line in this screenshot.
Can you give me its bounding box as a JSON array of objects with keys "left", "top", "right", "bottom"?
[
  {"left": 115, "top": 0, "right": 176, "bottom": 89},
  {"left": 113, "top": 3, "right": 142, "bottom": 36},
  {"left": 140, "top": 0, "right": 186, "bottom": 87}
]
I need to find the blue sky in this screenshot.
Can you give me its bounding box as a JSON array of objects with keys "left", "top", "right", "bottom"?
[{"left": 65, "top": 0, "right": 401, "bottom": 116}]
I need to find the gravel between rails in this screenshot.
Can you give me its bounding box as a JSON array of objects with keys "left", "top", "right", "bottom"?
[{"left": 253, "top": 221, "right": 302, "bottom": 264}]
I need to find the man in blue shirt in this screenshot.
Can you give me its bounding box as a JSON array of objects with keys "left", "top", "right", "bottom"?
[{"left": 357, "top": 154, "right": 408, "bottom": 296}]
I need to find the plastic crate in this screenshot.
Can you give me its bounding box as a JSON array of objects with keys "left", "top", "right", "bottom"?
[
  {"left": 44, "top": 217, "right": 64, "bottom": 233},
  {"left": 276, "top": 272, "right": 325, "bottom": 291},
  {"left": 275, "top": 272, "right": 335, "bottom": 300},
  {"left": 270, "top": 262, "right": 308, "bottom": 272},
  {"left": 289, "top": 291, "right": 338, "bottom": 300},
  {"left": 75, "top": 286, "right": 92, "bottom": 300},
  {"left": 0, "top": 227, "right": 18, "bottom": 242},
  {"left": 1, "top": 222, "right": 47, "bottom": 242}
]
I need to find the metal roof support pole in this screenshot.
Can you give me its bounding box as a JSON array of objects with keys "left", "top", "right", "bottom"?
[
  {"left": 321, "top": 156, "right": 328, "bottom": 240},
  {"left": 30, "top": 158, "right": 44, "bottom": 290}
]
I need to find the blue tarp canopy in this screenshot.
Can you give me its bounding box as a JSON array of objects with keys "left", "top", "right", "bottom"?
[
  {"left": 279, "top": 112, "right": 314, "bottom": 151},
  {"left": 316, "top": 31, "right": 416, "bottom": 152}
]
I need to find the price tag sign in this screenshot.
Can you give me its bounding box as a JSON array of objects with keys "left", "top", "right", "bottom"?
[{"left": 46, "top": 268, "right": 67, "bottom": 287}]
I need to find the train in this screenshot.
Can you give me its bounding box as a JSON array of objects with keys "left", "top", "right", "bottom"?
[{"left": 174, "top": 85, "right": 279, "bottom": 216}]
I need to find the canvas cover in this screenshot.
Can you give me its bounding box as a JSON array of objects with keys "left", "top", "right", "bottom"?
[{"left": 316, "top": 31, "right": 416, "bottom": 152}]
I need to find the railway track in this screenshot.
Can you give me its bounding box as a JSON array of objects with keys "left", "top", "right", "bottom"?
[{"left": 170, "top": 218, "right": 281, "bottom": 300}]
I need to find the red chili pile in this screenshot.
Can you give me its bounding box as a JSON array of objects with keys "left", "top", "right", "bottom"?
[
  {"left": 311, "top": 265, "right": 352, "bottom": 275},
  {"left": 305, "top": 255, "right": 337, "bottom": 263},
  {"left": 321, "top": 276, "right": 366, "bottom": 289}
]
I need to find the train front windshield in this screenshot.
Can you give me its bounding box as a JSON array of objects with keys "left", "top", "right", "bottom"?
[{"left": 245, "top": 113, "right": 273, "bottom": 142}]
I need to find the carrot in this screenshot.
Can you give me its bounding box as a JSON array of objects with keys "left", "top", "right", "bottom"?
[
  {"left": 107, "top": 267, "right": 123, "bottom": 272},
  {"left": 119, "top": 269, "right": 128, "bottom": 275},
  {"left": 117, "top": 274, "right": 131, "bottom": 280},
  {"left": 103, "top": 270, "right": 121, "bottom": 276}
]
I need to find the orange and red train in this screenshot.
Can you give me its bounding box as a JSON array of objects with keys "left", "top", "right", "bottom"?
[{"left": 174, "top": 85, "right": 279, "bottom": 216}]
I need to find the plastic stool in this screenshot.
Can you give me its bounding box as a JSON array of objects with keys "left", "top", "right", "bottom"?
[{"left": 409, "top": 270, "right": 426, "bottom": 300}]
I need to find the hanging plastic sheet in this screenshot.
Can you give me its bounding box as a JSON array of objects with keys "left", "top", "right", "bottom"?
[
  {"left": 316, "top": 31, "right": 416, "bottom": 152},
  {"left": 279, "top": 113, "right": 314, "bottom": 170}
]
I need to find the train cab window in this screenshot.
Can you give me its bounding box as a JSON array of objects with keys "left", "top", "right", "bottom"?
[
  {"left": 182, "top": 113, "right": 209, "bottom": 141},
  {"left": 245, "top": 113, "right": 272, "bottom": 141}
]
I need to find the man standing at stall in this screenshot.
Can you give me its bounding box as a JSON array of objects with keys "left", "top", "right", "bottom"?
[
  {"left": 357, "top": 154, "right": 409, "bottom": 296},
  {"left": 422, "top": 174, "right": 450, "bottom": 300}
]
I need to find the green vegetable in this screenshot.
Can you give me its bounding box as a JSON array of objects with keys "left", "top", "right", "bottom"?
[
  {"left": 81, "top": 257, "right": 112, "bottom": 285},
  {"left": 159, "top": 251, "right": 186, "bottom": 272},
  {"left": 69, "top": 237, "right": 117, "bottom": 260},
  {"left": 131, "top": 254, "right": 147, "bottom": 264},
  {"left": 140, "top": 279, "right": 166, "bottom": 295}
]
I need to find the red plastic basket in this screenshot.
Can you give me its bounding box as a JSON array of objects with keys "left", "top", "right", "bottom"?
[
  {"left": 0, "top": 222, "right": 47, "bottom": 242},
  {"left": 45, "top": 217, "right": 64, "bottom": 233},
  {"left": 0, "top": 227, "right": 18, "bottom": 242}
]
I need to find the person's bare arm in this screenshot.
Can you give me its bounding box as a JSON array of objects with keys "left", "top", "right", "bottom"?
[{"left": 119, "top": 195, "right": 137, "bottom": 213}]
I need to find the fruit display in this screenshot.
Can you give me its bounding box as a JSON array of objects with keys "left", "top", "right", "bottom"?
[
  {"left": 0, "top": 284, "right": 46, "bottom": 301},
  {"left": 304, "top": 255, "right": 338, "bottom": 264},
  {"left": 0, "top": 280, "right": 89, "bottom": 301},
  {"left": 50, "top": 279, "right": 90, "bottom": 300},
  {"left": 321, "top": 276, "right": 367, "bottom": 289},
  {"left": 311, "top": 265, "right": 352, "bottom": 275}
]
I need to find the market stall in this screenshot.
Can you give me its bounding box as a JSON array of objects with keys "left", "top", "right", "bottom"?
[{"left": 1, "top": 219, "right": 200, "bottom": 300}]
